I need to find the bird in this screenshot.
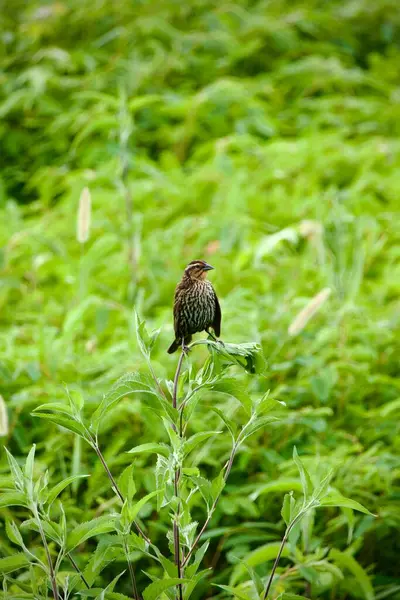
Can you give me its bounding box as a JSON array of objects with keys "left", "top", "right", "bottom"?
[{"left": 167, "top": 260, "right": 221, "bottom": 354}]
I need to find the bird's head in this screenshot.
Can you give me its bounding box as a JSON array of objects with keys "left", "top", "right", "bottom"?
[{"left": 184, "top": 260, "right": 214, "bottom": 280}]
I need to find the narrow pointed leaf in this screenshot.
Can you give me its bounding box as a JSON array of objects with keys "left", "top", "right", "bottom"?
[
  {"left": 0, "top": 553, "right": 29, "bottom": 573},
  {"left": 293, "top": 447, "right": 313, "bottom": 503},
  {"left": 143, "top": 578, "right": 190, "bottom": 600},
  {"left": 319, "top": 493, "right": 374, "bottom": 515},
  {"left": 0, "top": 492, "right": 26, "bottom": 508},
  {"left": 213, "top": 584, "right": 252, "bottom": 600},
  {"left": 183, "top": 432, "right": 222, "bottom": 456},
  {"left": 46, "top": 474, "right": 89, "bottom": 507},
  {"left": 67, "top": 516, "right": 116, "bottom": 551},
  {"left": 127, "top": 443, "right": 169, "bottom": 457}
]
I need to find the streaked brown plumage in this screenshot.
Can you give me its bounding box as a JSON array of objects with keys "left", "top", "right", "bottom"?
[{"left": 167, "top": 260, "right": 221, "bottom": 354}]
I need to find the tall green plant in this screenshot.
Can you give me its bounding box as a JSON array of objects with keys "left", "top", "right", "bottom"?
[{"left": 0, "top": 316, "right": 372, "bottom": 599}]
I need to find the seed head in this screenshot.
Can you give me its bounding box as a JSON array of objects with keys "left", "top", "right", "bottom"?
[
  {"left": 77, "top": 186, "right": 91, "bottom": 244},
  {"left": 288, "top": 288, "right": 331, "bottom": 337},
  {"left": 0, "top": 395, "right": 8, "bottom": 437}
]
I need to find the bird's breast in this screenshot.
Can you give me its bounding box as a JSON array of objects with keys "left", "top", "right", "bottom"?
[{"left": 180, "top": 281, "right": 215, "bottom": 333}]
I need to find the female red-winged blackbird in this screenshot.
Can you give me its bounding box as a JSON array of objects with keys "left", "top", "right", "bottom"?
[{"left": 167, "top": 260, "right": 221, "bottom": 353}]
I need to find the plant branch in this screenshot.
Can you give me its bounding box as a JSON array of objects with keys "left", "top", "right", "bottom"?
[
  {"left": 66, "top": 553, "right": 90, "bottom": 589},
  {"left": 173, "top": 351, "right": 186, "bottom": 410},
  {"left": 90, "top": 438, "right": 151, "bottom": 545},
  {"left": 172, "top": 350, "right": 185, "bottom": 600},
  {"left": 263, "top": 509, "right": 310, "bottom": 599},
  {"left": 123, "top": 537, "right": 140, "bottom": 600},
  {"left": 34, "top": 509, "right": 59, "bottom": 600},
  {"left": 262, "top": 528, "right": 290, "bottom": 600},
  {"left": 149, "top": 360, "right": 168, "bottom": 400},
  {"left": 182, "top": 441, "right": 238, "bottom": 568}
]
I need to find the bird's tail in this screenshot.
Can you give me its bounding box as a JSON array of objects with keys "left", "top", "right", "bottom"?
[{"left": 167, "top": 339, "right": 180, "bottom": 354}]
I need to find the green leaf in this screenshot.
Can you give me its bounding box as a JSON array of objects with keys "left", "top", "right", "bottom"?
[
  {"left": 102, "top": 569, "right": 126, "bottom": 593},
  {"left": 135, "top": 312, "right": 159, "bottom": 358},
  {"left": 24, "top": 445, "right": 35, "bottom": 483},
  {"left": 288, "top": 511, "right": 302, "bottom": 550},
  {"left": 186, "top": 541, "right": 210, "bottom": 578},
  {"left": 0, "top": 553, "right": 29, "bottom": 574},
  {"left": 128, "top": 490, "right": 159, "bottom": 523},
  {"left": 68, "top": 389, "right": 85, "bottom": 412},
  {"left": 62, "top": 296, "right": 101, "bottom": 336},
  {"left": 78, "top": 592, "right": 132, "bottom": 600},
  {"left": 329, "top": 549, "right": 374, "bottom": 600},
  {"left": 277, "top": 594, "right": 310, "bottom": 600},
  {"left": 74, "top": 89, "right": 119, "bottom": 106},
  {"left": 127, "top": 443, "right": 169, "bottom": 457},
  {"left": 32, "top": 412, "right": 88, "bottom": 438},
  {"left": 127, "top": 531, "right": 146, "bottom": 552},
  {"left": 67, "top": 516, "right": 116, "bottom": 551},
  {"left": 310, "top": 372, "right": 334, "bottom": 403},
  {"left": 314, "top": 560, "right": 343, "bottom": 581},
  {"left": 213, "top": 584, "right": 252, "bottom": 600},
  {"left": 0, "top": 492, "right": 26, "bottom": 508},
  {"left": 211, "top": 470, "right": 226, "bottom": 502},
  {"left": 161, "top": 419, "right": 180, "bottom": 452},
  {"left": 254, "top": 393, "right": 286, "bottom": 416},
  {"left": 313, "top": 468, "right": 334, "bottom": 500},
  {"left": 21, "top": 517, "right": 62, "bottom": 545},
  {"left": 72, "top": 116, "right": 118, "bottom": 148},
  {"left": 91, "top": 372, "right": 174, "bottom": 432},
  {"left": 154, "top": 555, "right": 177, "bottom": 578},
  {"left": 143, "top": 578, "right": 189, "bottom": 600},
  {"left": 242, "top": 562, "right": 264, "bottom": 596},
  {"left": 319, "top": 493, "right": 374, "bottom": 515},
  {"left": 33, "top": 402, "right": 74, "bottom": 415},
  {"left": 190, "top": 476, "right": 213, "bottom": 507},
  {"left": 240, "top": 415, "right": 277, "bottom": 441},
  {"left": 78, "top": 570, "right": 131, "bottom": 598},
  {"left": 183, "top": 432, "right": 222, "bottom": 456},
  {"left": 128, "top": 95, "right": 162, "bottom": 114},
  {"left": 4, "top": 448, "right": 24, "bottom": 491},
  {"left": 379, "top": 397, "right": 400, "bottom": 416},
  {"left": 184, "top": 568, "right": 210, "bottom": 600},
  {"left": 118, "top": 464, "right": 136, "bottom": 502},
  {"left": 6, "top": 520, "right": 24, "bottom": 548},
  {"left": 250, "top": 478, "right": 302, "bottom": 501},
  {"left": 212, "top": 407, "right": 237, "bottom": 440},
  {"left": 230, "top": 542, "right": 292, "bottom": 585},
  {"left": 212, "top": 379, "right": 252, "bottom": 416},
  {"left": 46, "top": 474, "right": 89, "bottom": 508},
  {"left": 293, "top": 447, "right": 313, "bottom": 504},
  {"left": 181, "top": 467, "right": 200, "bottom": 476},
  {"left": 281, "top": 492, "right": 296, "bottom": 526}
]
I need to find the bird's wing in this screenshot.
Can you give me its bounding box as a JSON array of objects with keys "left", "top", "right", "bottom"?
[
  {"left": 173, "top": 285, "right": 184, "bottom": 336},
  {"left": 212, "top": 289, "right": 221, "bottom": 337}
]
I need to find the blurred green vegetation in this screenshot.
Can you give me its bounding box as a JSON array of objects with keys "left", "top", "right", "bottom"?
[{"left": 1, "top": 0, "right": 400, "bottom": 598}]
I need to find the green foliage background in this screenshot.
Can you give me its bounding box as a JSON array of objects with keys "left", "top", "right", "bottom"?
[{"left": 1, "top": 0, "right": 400, "bottom": 598}]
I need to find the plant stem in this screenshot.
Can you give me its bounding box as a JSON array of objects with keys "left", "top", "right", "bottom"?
[
  {"left": 66, "top": 553, "right": 90, "bottom": 589},
  {"left": 148, "top": 360, "right": 168, "bottom": 400},
  {"left": 262, "top": 511, "right": 307, "bottom": 599},
  {"left": 262, "top": 529, "right": 290, "bottom": 599},
  {"left": 181, "top": 441, "right": 238, "bottom": 568},
  {"left": 173, "top": 351, "right": 185, "bottom": 410},
  {"left": 123, "top": 537, "right": 140, "bottom": 600},
  {"left": 90, "top": 439, "right": 151, "bottom": 545},
  {"left": 34, "top": 509, "right": 59, "bottom": 600},
  {"left": 172, "top": 350, "right": 186, "bottom": 600}
]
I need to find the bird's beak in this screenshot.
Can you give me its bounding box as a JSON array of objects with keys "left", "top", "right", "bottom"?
[{"left": 203, "top": 263, "right": 214, "bottom": 271}]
